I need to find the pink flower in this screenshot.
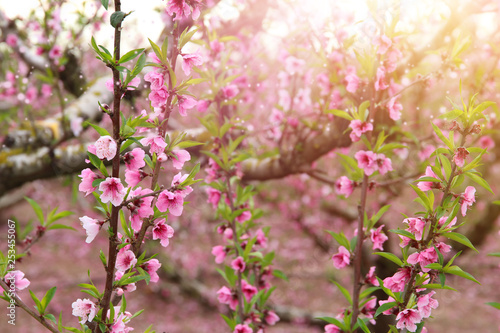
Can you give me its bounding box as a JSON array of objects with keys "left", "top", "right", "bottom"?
[
  {"left": 284, "top": 56, "right": 305, "bottom": 74},
  {"left": 325, "top": 324, "right": 340, "bottom": 333},
  {"left": 48, "top": 45, "right": 63, "bottom": 60},
  {"left": 374, "top": 67, "right": 388, "bottom": 91},
  {"left": 177, "top": 95, "right": 197, "bottom": 116},
  {"left": 72, "top": 298, "right": 97, "bottom": 324},
  {"left": 231, "top": 256, "right": 246, "bottom": 272},
  {"left": 140, "top": 135, "right": 167, "bottom": 154},
  {"left": 4, "top": 270, "right": 30, "bottom": 293},
  {"left": 166, "top": 0, "right": 201, "bottom": 20},
  {"left": 6, "top": 34, "right": 18, "bottom": 47},
  {"left": 349, "top": 120, "right": 373, "bottom": 142},
  {"left": 128, "top": 188, "right": 154, "bottom": 231},
  {"left": 116, "top": 248, "right": 137, "bottom": 272},
  {"left": 355, "top": 150, "right": 377, "bottom": 176},
  {"left": 438, "top": 216, "right": 457, "bottom": 229},
  {"left": 149, "top": 85, "right": 169, "bottom": 108},
  {"left": 335, "top": 176, "right": 354, "bottom": 197},
  {"left": 332, "top": 246, "right": 350, "bottom": 269},
  {"left": 171, "top": 149, "right": 191, "bottom": 169},
  {"left": 375, "top": 153, "right": 393, "bottom": 175},
  {"left": 460, "top": 186, "right": 476, "bottom": 216},
  {"left": 79, "top": 216, "right": 100, "bottom": 243},
  {"left": 222, "top": 84, "right": 239, "bottom": 99},
  {"left": 370, "top": 225, "right": 388, "bottom": 251},
  {"left": 210, "top": 40, "right": 224, "bottom": 54},
  {"left": 156, "top": 190, "right": 184, "bottom": 216},
  {"left": 105, "top": 78, "right": 114, "bottom": 92},
  {"left": 79, "top": 168, "right": 97, "bottom": 196},
  {"left": 479, "top": 136, "right": 495, "bottom": 150},
  {"left": 417, "top": 291, "right": 439, "bottom": 318},
  {"left": 152, "top": 219, "right": 175, "bottom": 247},
  {"left": 404, "top": 217, "right": 426, "bottom": 241},
  {"left": 123, "top": 148, "right": 146, "bottom": 171},
  {"left": 417, "top": 166, "right": 439, "bottom": 192},
  {"left": 265, "top": 311, "right": 280, "bottom": 325},
  {"left": 234, "top": 324, "right": 252, "bottom": 333},
  {"left": 207, "top": 188, "right": 221, "bottom": 208},
  {"left": 256, "top": 229, "right": 268, "bottom": 248},
  {"left": 365, "top": 266, "right": 379, "bottom": 286},
  {"left": 181, "top": 51, "right": 204, "bottom": 76},
  {"left": 197, "top": 99, "right": 211, "bottom": 112},
  {"left": 383, "top": 268, "right": 411, "bottom": 292},
  {"left": 144, "top": 71, "right": 164, "bottom": 90},
  {"left": 376, "top": 35, "right": 392, "bottom": 54},
  {"left": 99, "top": 178, "right": 126, "bottom": 206},
  {"left": 396, "top": 308, "right": 422, "bottom": 332},
  {"left": 387, "top": 97, "right": 403, "bottom": 120},
  {"left": 144, "top": 259, "right": 162, "bottom": 283},
  {"left": 125, "top": 169, "right": 144, "bottom": 188},
  {"left": 236, "top": 210, "right": 252, "bottom": 223},
  {"left": 216, "top": 286, "right": 238, "bottom": 310},
  {"left": 453, "top": 147, "right": 469, "bottom": 168},
  {"left": 95, "top": 136, "right": 117, "bottom": 161},
  {"left": 378, "top": 297, "right": 396, "bottom": 315},
  {"left": 241, "top": 279, "right": 258, "bottom": 301},
  {"left": 407, "top": 248, "right": 438, "bottom": 272},
  {"left": 345, "top": 73, "right": 359, "bottom": 93},
  {"left": 211, "top": 245, "right": 227, "bottom": 264}
]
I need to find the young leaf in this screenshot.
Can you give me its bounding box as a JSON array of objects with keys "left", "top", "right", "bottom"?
[{"left": 373, "top": 252, "right": 404, "bottom": 267}]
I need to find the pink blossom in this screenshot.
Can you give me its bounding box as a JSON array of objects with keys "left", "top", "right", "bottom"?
[
  {"left": 79, "top": 168, "right": 97, "bottom": 196},
  {"left": 217, "top": 286, "right": 238, "bottom": 310},
  {"left": 72, "top": 298, "right": 97, "bottom": 324},
  {"left": 70, "top": 117, "right": 84, "bottom": 136},
  {"left": 236, "top": 210, "right": 252, "bottom": 223},
  {"left": 125, "top": 169, "right": 144, "bottom": 188},
  {"left": 124, "top": 148, "right": 146, "bottom": 171},
  {"left": 374, "top": 67, "right": 388, "bottom": 91},
  {"left": 376, "top": 35, "right": 392, "bottom": 54},
  {"left": 41, "top": 84, "right": 52, "bottom": 98},
  {"left": 171, "top": 172, "right": 193, "bottom": 197},
  {"left": 157, "top": 190, "right": 184, "bottom": 216},
  {"left": 140, "top": 135, "right": 167, "bottom": 154},
  {"left": 418, "top": 144, "right": 435, "bottom": 161},
  {"left": 479, "top": 136, "right": 495, "bottom": 150},
  {"left": 407, "top": 248, "right": 438, "bottom": 272},
  {"left": 114, "top": 271, "right": 137, "bottom": 295},
  {"left": 241, "top": 279, "right": 258, "bottom": 301},
  {"left": 417, "top": 166, "right": 439, "bottom": 192},
  {"left": 378, "top": 297, "right": 396, "bottom": 315},
  {"left": 166, "top": 0, "right": 201, "bottom": 20},
  {"left": 355, "top": 150, "right": 377, "bottom": 176},
  {"left": 152, "top": 219, "right": 175, "bottom": 247},
  {"left": 460, "top": 186, "right": 476, "bottom": 216},
  {"left": 325, "top": 324, "right": 340, "bottom": 333},
  {"left": 48, "top": 45, "right": 63, "bottom": 61},
  {"left": 4, "top": 270, "right": 30, "bottom": 293},
  {"left": 265, "top": 311, "right": 280, "bottom": 325},
  {"left": 222, "top": 84, "right": 239, "bottom": 99},
  {"left": 438, "top": 215, "right": 457, "bottom": 229},
  {"left": 417, "top": 291, "right": 439, "bottom": 318},
  {"left": 332, "top": 246, "right": 350, "bottom": 269},
  {"left": 453, "top": 147, "right": 469, "bottom": 168},
  {"left": 207, "top": 188, "right": 221, "bottom": 208},
  {"left": 210, "top": 40, "right": 224, "bottom": 54},
  {"left": 231, "top": 256, "right": 246, "bottom": 272},
  {"left": 335, "top": 176, "right": 354, "bottom": 198},
  {"left": 385, "top": 48, "right": 402, "bottom": 73},
  {"left": 128, "top": 188, "right": 154, "bottom": 231},
  {"left": 211, "top": 245, "right": 227, "bottom": 263},
  {"left": 144, "top": 71, "right": 164, "bottom": 91},
  {"left": 197, "top": 99, "right": 211, "bottom": 112},
  {"left": 256, "top": 229, "right": 268, "bottom": 248},
  {"left": 284, "top": 56, "right": 305, "bottom": 74},
  {"left": 105, "top": 78, "right": 114, "bottom": 92},
  {"left": 365, "top": 266, "right": 379, "bottom": 286},
  {"left": 349, "top": 120, "right": 373, "bottom": 142},
  {"left": 396, "top": 308, "right": 422, "bottom": 332},
  {"left": 99, "top": 178, "right": 126, "bottom": 206},
  {"left": 144, "top": 259, "right": 162, "bottom": 283},
  {"left": 95, "top": 136, "right": 117, "bottom": 161},
  {"left": 177, "top": 94, "right": 197, "bottom": 116},
  {"left": 79, "top": 216, "right": 100, "bottom": 243},
  {"left": 399, "top": 235, "right": 411, "bottom": 248},
  {"left": 109, "top": 310, "right": 133, "bottom": 333},
  {"left": 116, "top": 247, "right": 137, "bottom": 272},
  {"left": 404, "top": 217, "right": 426, "bottom": 241},
  {"left": 387, "top": 97, "right": 403, "bottom": 120},
  {"left": 234, "top": 324, "right": 252, "bottom": 333},
  {"left": 181, "top": 51, "right": 204, "bottom": 76},
  {"left": 375, "top": 153, "right": 393, "bottom": 175},
  {"left": 383, "top": 268, "right": 411, "bottom": 292},
  {"left": 149, "top": 85, "right": 169, "bottom": 107},
  {"left": 370, "top": 225, "right": 388, "bottom": 251},
  {"left": 435, "top": 241, "right": 452, "bottom": 254},
  {"left": 6, "top": 34, "right": 18, "bottom": 47},
  {"left": 170, "top": 149, "right": 191, "bottom": 169}
]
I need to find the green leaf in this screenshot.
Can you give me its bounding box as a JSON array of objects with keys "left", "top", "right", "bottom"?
[
  {"left": 44, "top": 314, "right": 56, "bottom": 324},
  {"left": 46, "top": 224, "right": 76, "bottom": 231},
  {"left": 375, "top": 301, "right": 396, "bottom": 317},
  {"left": 371, "top": 205, "right": 391, "bottom": 226},
  {"left": 25, "top": 197, "right": 45, "bottom": 225},
  {"left": 317, "top": 317, "right": 346, "bottom": 330},
  {"left": 119, "top": 48, "right": 144, "bottom": 64},
  {"left": 86, "top": 122, "right": 111, "bottom": 136},
  {"left": 100, "top": 0, "right": 109, "bottom": 10},
  {"left": 464, "top": 172, "right": 494, "bottom": 194},
  {"left": 40, "top": 287, "right": 57, "bottom": 313},
  {"left": 110, "top": 11, "right": 126, "bottom": 29},
  {"left": 442, "top": 232, "right": 478, "bottom": 253},
  {"left": 487, "top": 252, "right": 500, "bottom": 257},
  {"left": 424, "top": 283, "right": 457, "bottom": 291},
  {"left": 358, "top": 100, "right": 370, "bottom": 121},
  {"left": 130, "top": 53, "right": 146, "bottom": 78},
  {"left": 356, "top": 317, "right": 371, "bottom": 333},
  {"left": 444, "top": 265, "right": 480, "bottom": 284},
  {"left": 29, "top": 290, "right": 43, "bottom": 314},
  {"left": 331, "top": 280, "right": 352, "bottom": 305},
  {"left": 272, "top": 269, "right": 288, "bottom": 282},
  {"left": 326, "top": 109, "right": 353, "bottom": 121},
  {"left": 486, "top": 302, "right": 500, "bottom": 310},
  {"left": 438, "top": 109, "right": 463, "bottom": 120},
  {"left": 373, "top": 252, "right": 404, "bottom": 267},
  {"left": 431, "top": 122, "right": 453, "bottom": 150},
  {"left": 325, "top": 230, "right": 350, "bottom": 250}
]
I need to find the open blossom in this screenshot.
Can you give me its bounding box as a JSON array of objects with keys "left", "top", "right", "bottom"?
[
  {"left": 116, "top": 247, "right": 137, "bottom": 272},
  {"left": 375, "top": 153, "right": 393, "bottom": 175},
  {"left": 217, "top": 286, "right": 238, "bottom": 310},
  {"left": 349, "top": 119, "right": 373, "bottom": 142},
  {"left": 417, "top": 166, "right": 439, "bottom": 191},
  {"left": 438, "top": 215, "right": 457, "bottom": 229},
  {"left": 479, "top": 136, "right": 495, "bottom": 150},
  {"left": 4, "top": 270, "right": 30, "bottom": 293},
  {"left": 115, "top": 271, "right": 137, "bottom": 296},
  {"left": 49, "top": 45, "right": 63, "bottom": 60},
  {"left": 149, "top": 85, "right": 169, "bottom": 107},
  {"left": 387, "top": 97, "right": 403, "bottom": 120},
  {"left": 234, "top": 324, "right": 252, "bottom": 333},
  {"left": 157, "top": 190, "right": 184, "bottom": 216},
  {"left": 370, "top": 225, "right": 388, "bottom": 251},
  {"left": 365, "top": 266, "right": 379, "bottom": 286},
  {"left": 171, "top": 149, "right": 191, "bottom": 169},
  {"left": 453, "top": 147, "right": 469, "bottom": 168},
  {"left": 178, "top": 95, "right": 197, "bottom": 116},
  {"left": 144, "top": 259, "right": 162, "bottom": 283},
  {"left": 345, "top": 73, "right": 359, "bottom": 93},
  {"left": 231, "top": 256, "right": 246, "bottom": 272},
  {"left": 241, "top": 279, "right": 258, "bottom": 301},
  {"left": 222, "top": 84, "right": 239, "bottom": 99},
  {"left": 79, "top": 168, "right": 97, "bottom": 196},
  {"left": 152, "top": 219, "right": 174, "bottom": 247},
  {"left": 144, "top": 71, "right": 164, "bottom": 90},
  {"left": 211, "top": 245, "right": 227, "bottom": 263},
  {"left": 140, "top": 135, "right": 167, "bottom": 154},
  {"left": 207, "top": 188, "right": 221, "bottom": 208},
  {"left": 265, "top": 311, "right": 280, "bottom": 325},
  {"left": 256, "top": 229, "right": 268, "bottom": 248},
  {"left": 335, "top": 176, "right": 354, "bottom": 197},
  {"left": 166, "top": 0, "right": 201, "bottom": 21},
  {"left": 383, "top": 268, "right": 411, "bottom": 292},
  {"left": 417, "top": 291, "right": 439, "bottom": 318},
  {"left": 125, "top": 169, "right": 145, "bottom": 188},
  {"left": 95, "top": 136, "right": 117, "bottom": 161},
  {"left": 407, "top": 248, "right": 438, "bottom": 272},
  {"left": 396, "top": 308, "right": 422, "bottom": 332},
  {"left": 129, "top": 188, "right": 154, "bottom": 231},
  {"left": 72, "top": 298, "right": 97, "bottom": 324},
  {"left": 460, "top": 186, "right": 476, "bottom": 216},
  {"left": 376, "top": 35, "right": 392, "bottom": 54},
  {"left": 404, "top": 217, "right": 426, "bottom": 241},
  {"left": 124, "top": 148, "right": 146, "bottom": 171},
  {"left": 325, "top": 324, "right": 340, "bottom": 333},
  {"left": 79, "top": 216, "right": 100, "bottom": 243},
  {"left": 374, "top": 66, "right": 388, "bottom": 91},
  {"left": 99, "top": 178, "right": 126, "bottom": 206},
  {"left": 332, "top": 246, "right": 350, "bottom": 269},
  {"left": 181, "top": 51, "right": 204, "bottom": 76},
  {"left": 355, "top": 150, "right": 377, "bottom": 176}
]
